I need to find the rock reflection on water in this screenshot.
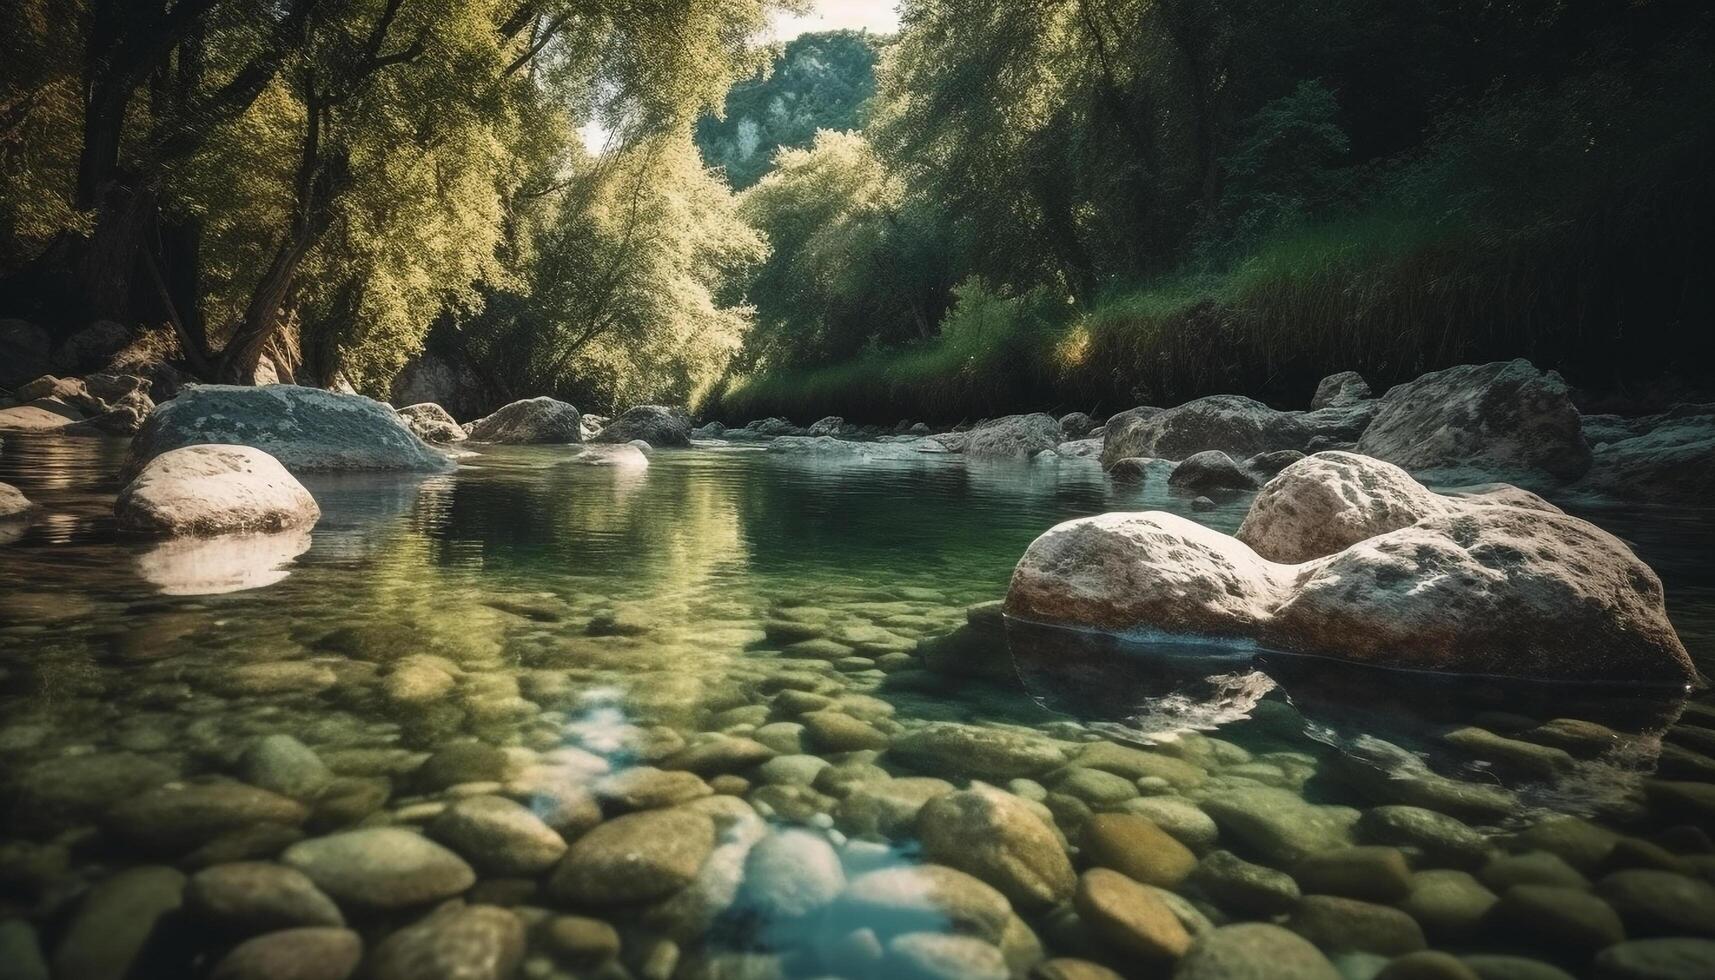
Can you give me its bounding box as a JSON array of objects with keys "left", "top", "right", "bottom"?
[
  {"left": 1008, "top": 618, "right": 1692, "bottom": 826},
  {"left": 133, "top": 527, "right": 314, "bottom": 595}
]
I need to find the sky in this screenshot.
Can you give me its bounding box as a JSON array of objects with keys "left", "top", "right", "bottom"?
[
  {"left": 580, "top": 1, "right": 900, "bottom": 151},
  {"left": 771, "top": 0, "right": 901, "bottom": 41}
]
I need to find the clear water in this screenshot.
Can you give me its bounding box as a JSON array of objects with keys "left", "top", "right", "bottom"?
[{"left": 2, "top": 434, "right": 1712, "bottom": 977}]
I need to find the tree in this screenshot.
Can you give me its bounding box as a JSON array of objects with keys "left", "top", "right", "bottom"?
[{"left": 737, "top": 129, "right": 952, "bottom": 370}]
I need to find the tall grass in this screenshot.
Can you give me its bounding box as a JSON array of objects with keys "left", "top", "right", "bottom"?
[{"left": 709, "top": 206, "right": 1712, "bottom": 423}]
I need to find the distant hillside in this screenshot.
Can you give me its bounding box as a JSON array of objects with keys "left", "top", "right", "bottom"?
[{"left": 695, "top": 30, "right": 882, "bottom": 189}]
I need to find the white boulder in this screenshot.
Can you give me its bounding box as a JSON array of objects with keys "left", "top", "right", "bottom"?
[{"left": 115, "top": 445, "right": 320, "bottom": 537}]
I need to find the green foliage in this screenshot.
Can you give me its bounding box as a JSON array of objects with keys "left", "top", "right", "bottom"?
[
  {"left": 737, "top": 130, "right": 952, "bottom": 372},
  {"left": 459, "top": 130, "right": 767, "bottom": 412},
  {"left": 696, "top": 30, "right": 882, "bottom": 189}
]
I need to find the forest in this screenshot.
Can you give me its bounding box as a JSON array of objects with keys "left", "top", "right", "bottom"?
[{"left": 3, "top": 0, "right": 1712, "bottom": 422}]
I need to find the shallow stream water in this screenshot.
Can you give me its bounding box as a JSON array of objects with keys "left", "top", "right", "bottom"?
[{"left": 1, "top": 435, "right": 1712, "bottom": 979}]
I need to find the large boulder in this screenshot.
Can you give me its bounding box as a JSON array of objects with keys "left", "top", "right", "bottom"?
[
  {"left": 593, "top": 405, "right": 692, "bottom": 447},
  {"left": 1312, "top": 371, "right": 1373, "bottom": 410},
  {"left": 397, "top": 403, "right": 466, "bottom": 444},
  {"left": 467, "top": 397, "right": 582, "bottom": 444},
  {"left": 1239, "top": 452, "right": 1440, "bottom": 562},
  {"left": 390, "top": 351, "right": 484, "bottom": 421},
  {"left": 115, "top": 445, "right": 320, "bottom": 536},
  {"left": 1356, "top": 359, "right": 1590, "bottom": 484},
  {"left": 1101, "top": 395, "right": 1308, "bottom": 467},
  {"left": 1575, "top": 404, "right": 1715, "bottom": 505},
  {"left": 128, "top": 385, "right": 451, "bottom": 475},
  {"left": 1006, "top": 479, "right": 1693, "bottom": 686},
  {"left": 935, "top": 413, "right": 1064, "bottom": 459}
]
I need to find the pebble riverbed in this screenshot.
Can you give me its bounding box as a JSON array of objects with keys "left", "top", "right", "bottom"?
[{"left": 1, "top": 436, "right": 1713, "bottom": 980}]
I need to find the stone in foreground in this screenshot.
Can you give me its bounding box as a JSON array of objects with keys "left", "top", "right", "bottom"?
[
  {"left": 115, "top": 444, "right": 320, "bottom": 536},
  {"left": 1006, "top": 475, "right": 1693, "bottom": 684}
]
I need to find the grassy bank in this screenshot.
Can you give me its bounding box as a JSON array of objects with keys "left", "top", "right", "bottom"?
[{"left": 708, "top": 208, "right": 1712, "bottom": 424}]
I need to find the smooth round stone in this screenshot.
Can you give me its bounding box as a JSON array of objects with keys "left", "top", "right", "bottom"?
[
  {"left": 1030, "top": 958, "right": 1124, "bottom": 980},
  {"left": 1288, "top": 895, "right": 1427, "bottom": 956},
  {"left": 550, "top": 808, "right": 715, "bottom": 905},
  {"left": 415, "top": 741, "right": 510, "bottom": 790},
  {"left": 836, "top": 777, "right": 955, "bottom": 837},
  {"left": 592, "top": 766, "right": 712, "bottom": 811},
  {"left": 182, "top": 824, "right": 306, "bottom": 870},
  {"left": 1200, "top": 786, "right": 1356, "bottom": 866},
  {"left": 1375, "top": 952, "right": 1481, "bottom": 980},
  {"left": 52, "top": 866, "right": 186, "bottom": 980},
  {"left": 216, "top": 662, "right": 337, "bottom": 697},
  {"left": 427, "top": 795, "right": 567, "bottom": 876},
  {"left": 1188, "top": 849, "right": 1302, "bottom": 916},
  {"left": 1356, "top": 806, "right": 1489, "bottom": 869},
  {"left": 816, "top": 760, "right": 892, "bottom": 798},
  {"left": 1488, "top": 885, "right": 1625, "bottom": 955},
  {"left": 1481, "top": 851, "right": 1590, "bottom": 891},
  {"left": 1509, "top": 817, "right": 1619, "bottom": 873},
  {"left": 1460, "top": 954, "right": 1577, "bottom": 980},
  {"left": 187, "top": 862, "right": 343, "bottom": 932},
  {"left": 1114, "top": 796, "right": 1220, "bottom": 851},
  {"left": 752, "top": 722, "right": 806, "bottom": 755},
  {"left": 210, "top": 927, "right": 362, "bottom": 980},
  {"left": 1174, "top": 923, "right": 1342, "bottom": 980},
  {"left": 838, "top": 865, "right": 1014, "bottom": 944},
  {"left": 538, "top": 915, "right": 620, "bottom": 966},
  {"left": 662, "top": 737, "right": 776, "bottom": 775},
  {"left": 1055, "top": 767, "right": 1139, "bottom": 806},
  {"left": 1073, "top": 867, "right": 1192, "bottom": 961},
  {"left": 282, "top": 828, "right": 476, "bottom": 910},
  {"left": 9, "top": 752, "right": 177, "bottom": 828},
  {"left": 801, "top": 711, "right": 891, "bottom": 752},
  {"left": 742, "top": 829, "right": 845, "bottom": 918},
  {"left": 238, "top": 735, "right": 332, "bottom": 801},
  {"left": 1081, "top": 812, "right": 1197, "bottom": 888},
  {"left": 1593, "top": 938, "right": 1715, "bottom": 980},
  {"left": 1295, "top": 846, "right": 1414, "bottom": 902},
  {"left": 756, "top": 754, "right": 831, "bottom": 787},
  {"left": 105, "top": 782, "right": 309, "bottom": 853},
  {"left": 917, "top": 787, "right": 1075, "bottom": 911},
  {"left": 370, "top": 905, "right": 524, "bottom": 980},
  {"left": 886, "top": 932, "right": 1009, "bottom": 980},
  {"left": 1598, "top": 869, "right": 1715, "bottom": 937},
  {"left": 889, "top": 724, "right": 1068, "bottom": 781},
  {"left": 1396, "top": 870, "right": 1498, "bottom": 943},
  {"left": 1075, "top": 742, "right": 1205, "bottom": 789}
]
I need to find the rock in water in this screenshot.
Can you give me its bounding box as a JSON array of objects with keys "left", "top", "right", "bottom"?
[
  {"left": 281, "top": 828, "right": 475, "bottom": 910},
  {"left": 934, "top": 414, "right": 1064, "bottom": 458},
  {"left": 1236, "top": 451, "right": 1560, "bottom": 563},
  {"left": 369, "top": 905, "right": 524, "bottom": 980},
  {"left": 127, "top": 384, "right": 451, "bottom": 475},
  {"left": 1005, "top": 490, "right": 1694, "bottom": 685},
  {"left": 1174, "top": 924, "right": 1342, "bottom": 980},
  {"left": 1355, "top": 359, "right": 1589, "bottom": 485},
  {"left": 593, "top": 405, "right": 692, "bottom": 446},
  {"left": 466, "top": 396, "right": 582, "bottom": 444},
  {"left": 1, "top": 481, "right": 32, "bottom": 519},
  {"left": 115, "top": 445, "right": 320, "bottom": 536},
  {"left": 1312, "top": 371, "right": 1373, "bottom": 410},
  {"left": 549, "top": 808, "right": 715, "bottom": 905},
  {"left": 396, "top": 403, "right": 466, "bottom": 443},
  {"left": 209, "top": 928, "right": 362, "bottom": 980},
  {"left": 1576, "top": 404, "right": 1715, "bottom": 505},
  {"left": 1101, "top": 395, "right": 1309, "bottom": 467},
  {"left": 570, "top": 444, "right": 649, "bottom": 468},
  {"left": 52, "top": 866, "right": 186, "bottom": 980},
  {"left": 1167, "top": 450, "right": 1261, "bottom": 492},
  {"left": 916, "top": 786, "right": 1075, "bottom": 910}
]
